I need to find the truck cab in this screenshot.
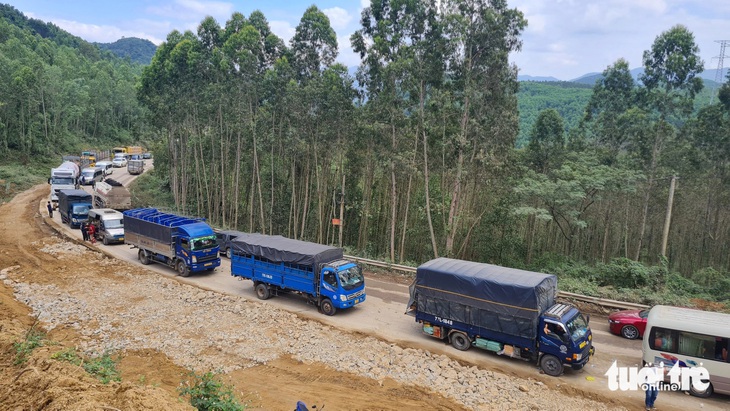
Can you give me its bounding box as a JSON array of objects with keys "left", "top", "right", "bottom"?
[
  {"left": 538, "top": 304, "right": 594, "bottom": 376},
  {"left": 320, "top": 260, "right": 366, "bottom": 309},
  {"left": 174, "top": 223, "right": 221, "bottom": 275}
]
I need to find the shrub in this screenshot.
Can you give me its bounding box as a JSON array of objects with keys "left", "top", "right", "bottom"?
[
  {"left": 178, "top": 370, "right": 246, "bottom": 411},
  {"left": 83, "top": 352, "right": 122, "bottom": 384},
  {"left": 13, "top": 326, "right": 46, "bottom": 365}
]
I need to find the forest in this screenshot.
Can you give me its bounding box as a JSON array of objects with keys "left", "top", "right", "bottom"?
[{"left": 1, "top": 2, "right": 729, "bottom": 306}]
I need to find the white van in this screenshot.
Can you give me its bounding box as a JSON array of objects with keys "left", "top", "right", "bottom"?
[
  {"left": 87, "top": 208, "right": 124, "bottom": 245},
  {"left": 79, "top": 167, "right": 104, "bottom": 185},
  {"left": 95, "top": 161, "right": 114, "bottom": 176}
]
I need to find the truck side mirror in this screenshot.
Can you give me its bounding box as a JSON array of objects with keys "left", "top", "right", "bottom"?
[
  {"left": 585, "top": 314, "right": 590, "bottom": 324},
  {"left": 561, "top": 333, "right": 570, "bottom": 343}
]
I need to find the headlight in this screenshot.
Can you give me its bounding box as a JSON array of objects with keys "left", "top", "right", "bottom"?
[
  {"left": 217, "top": 251, "right": 220, "bottom": 258},
  {"left": 72, "top": 218, "right": 78, "bottom": 223},
  {"left": 339, "top": 295, "right": 347, "bottom": 302},
  {"left": 573, "top": 353, "right": 582, "bottom": 360},
  {"left": 192, "top": 256, "right": 197, "bottom": 263}
]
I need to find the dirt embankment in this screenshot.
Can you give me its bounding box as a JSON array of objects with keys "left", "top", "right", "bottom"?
[{"left": 1, "top": 184, "right": 633, "bottom": 410}]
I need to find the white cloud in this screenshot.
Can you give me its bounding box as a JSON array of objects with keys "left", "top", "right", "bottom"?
[
  {"left": 323, "top": 7, "right": 352, "bottom": 31},
  {"left": 146, "top": 0, "right": 233, "bottom": 23},
  {"left": 269, "top": 20, "right": 296, "bottom": 43},
  {"left": 336, "top": 34, "right": 360, "bottom": 68}
]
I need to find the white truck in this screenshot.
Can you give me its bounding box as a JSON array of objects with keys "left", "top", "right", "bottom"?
[{"left": 49, "top": 161, "right": 80, "bottom": 209}]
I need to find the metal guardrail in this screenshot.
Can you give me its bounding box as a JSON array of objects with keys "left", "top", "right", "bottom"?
[{"left": 345, "top": 255, "right": 650, "bottom": 311}]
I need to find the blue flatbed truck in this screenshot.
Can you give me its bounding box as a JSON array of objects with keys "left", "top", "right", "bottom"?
[
  {"left": 406, "top": 257, "right": 594, "bottom": 376},
  {"left": 122, "top": 208, "right": 221, "bottom": 277},
  {"left": 230, "top": 234, "right": 365, "bottom": 316}
]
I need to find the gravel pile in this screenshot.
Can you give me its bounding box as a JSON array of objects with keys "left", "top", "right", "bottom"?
[{"left": 3, "top": 239, "right": 624, "bottom": 411}]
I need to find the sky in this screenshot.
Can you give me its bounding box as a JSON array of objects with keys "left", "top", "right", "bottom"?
[{"left": 7, "top": 0, "right": 730, "bottom": 81}]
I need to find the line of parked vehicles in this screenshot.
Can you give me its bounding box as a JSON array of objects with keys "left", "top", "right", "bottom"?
[{"left": 47, "top": 190, "right": 730, "bottom": 399}]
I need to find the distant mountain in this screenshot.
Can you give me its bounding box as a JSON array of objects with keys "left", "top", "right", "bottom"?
[
  {"left": 96, "top": 37, "right": 157, "bottom": 65},
  {"left": 523, "top": 67, "right": 729, "bottom": 85},
  {"left": 517, "top": 74, "right": 561, "bottom": 82}
]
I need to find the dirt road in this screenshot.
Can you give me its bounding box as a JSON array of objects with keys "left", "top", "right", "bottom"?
[{"left": 1, "top": 182, "right": 727, "bottom": 410}]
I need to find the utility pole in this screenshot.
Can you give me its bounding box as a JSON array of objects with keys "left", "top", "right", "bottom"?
[
  {"left": 660, "top": 175, "right": 677, "bottom": 258},
  {"left": 710, "top": 40, "right": 730, "bottom": 104}
]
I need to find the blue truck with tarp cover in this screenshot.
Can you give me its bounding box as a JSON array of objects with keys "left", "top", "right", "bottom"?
[
  {"left": 57, "top": 189, "right": 92, "bottom": 228},
  {"left": 406, "top": 258, "right": 594, "bottom": 376},
  {"left": 122, "top": 208, "right": 220, "bottom": 277},
  {"left": 230, "top": 234, "right": 365, "bottom": 316}
]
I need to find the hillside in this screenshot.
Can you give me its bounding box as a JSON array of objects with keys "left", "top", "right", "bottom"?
[
  {"left": 96, "top": 37, "right": 157, "bottom": 65},
  {"left": 516, "top": 81, "right": 593, "bottom": 147}
]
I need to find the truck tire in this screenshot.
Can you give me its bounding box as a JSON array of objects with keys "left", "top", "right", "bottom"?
[
  {"left": 225, "top": 248, "right": 232, "bottom": 259},
  {"left": 176, "top": 260, "right": 190, "bottom": 277},
  {"left": 450, "top": 331, "right": 471, "bottom": 351},
  {"left": 138, "top": 250, "right": 150, "bottom": 265},
  {"left": 320, "top": 299, "right": 336, "bottom": 316},
  {"left": 255, "top": 283, "right": 271, "bottom": 300},
  {"left": 540, "top": 354, "right": 564, "bottom": 377},
  {"left": 103, "top": 236, "right": 109, "bottom": 245}
]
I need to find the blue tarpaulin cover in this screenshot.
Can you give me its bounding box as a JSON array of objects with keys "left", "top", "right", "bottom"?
[{"left": 413, "top": 257, "right": 557, "bottom": 339}]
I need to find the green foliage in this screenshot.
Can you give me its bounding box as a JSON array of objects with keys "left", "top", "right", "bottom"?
[
  {"left": 96, "top": 37, "right": 157, "bottom": 64},
  {"left": 13, "top": 325, "right": 46, "bottom": 365},
  {"left": 128, "top": 169, "right": 175, "bottom": 209},
  {"left": 83, "top": 352, "right": 122, "bottom": 384},
  {"left": 51, "top": 347, "right": 83, "bottom": 365},
  {"left": 51, "top": 348, "right": 121, "bottom": 383},
  {"left": 178, "top": 370, "right": 246, "bottom": 411},
  {"left": 517, "top": 81, "right": 593, "bottom": 147}
]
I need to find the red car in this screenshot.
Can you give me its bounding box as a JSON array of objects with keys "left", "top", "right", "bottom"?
[{"left": 608, "top": 309, "right": 649, "bottom": 339}]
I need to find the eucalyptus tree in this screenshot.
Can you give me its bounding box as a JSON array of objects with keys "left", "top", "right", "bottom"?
[
  {"left": 634, "top": 24, "right": 703, "bottom": 262},
  {"left": 351, "top": 0, "right": 433, "bottom": 260},
  {"left": 291, "top": 5, "right": 338, "bottom": 82},
  {"left": 438, "top": 0, "right": 526, "bottom": 257}
]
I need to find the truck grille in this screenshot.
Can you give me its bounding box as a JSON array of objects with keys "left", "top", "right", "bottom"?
[
  {"left": 347, "top": 290, "right": 364, "bottom": 300},
  {"left": 197, "top": 254, "right": 219, "bottom": 263}
]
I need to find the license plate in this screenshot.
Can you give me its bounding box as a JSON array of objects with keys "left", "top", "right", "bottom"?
[
  {"left": 204, "top": 263, "right": 212, "bottom": 266},
  {"left": 355, "top": 298, "right": 360, "bottom": 303},
  {"left": 119, "top": 237, "right": 124, "bottom": 241}
]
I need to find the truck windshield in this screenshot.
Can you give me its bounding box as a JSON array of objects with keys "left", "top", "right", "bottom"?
[
  {"left": 565, "top": 313, "right": 589, "bottom": 342},
  {"left": 337, "top": 266, "right": 364, "bottom": 291},
  {"left": 51, "top": 177, "right": 74, "bottom": 185},
  {"left": 72, "top": 205, "right": 90, "bottom": 215},
  {"left": 105, "top": 219, "right": 123, "bottom": 229},
  {"left": 191, "top": 235, "right": 217, "bottom": 251}
]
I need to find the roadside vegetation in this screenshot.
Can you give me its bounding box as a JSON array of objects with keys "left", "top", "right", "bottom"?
[{"left": 2, "top": 3, "right": 728, "bottom": 309}]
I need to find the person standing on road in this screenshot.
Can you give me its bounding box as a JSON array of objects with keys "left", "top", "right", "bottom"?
[
  {"left": 46, "top": 201, "right": 53, "bottom": 218},
  {"left": 81, "top": 221, "right": 89, "bottom": 241},
  {"left": 88, "top": 222, "right": 97, "bottom": 244},
  {"left": 644, "top": 362, "right": 665, "bottom": 411}
]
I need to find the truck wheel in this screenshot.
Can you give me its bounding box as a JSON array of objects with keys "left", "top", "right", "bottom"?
[
  {"left": 540, "top": 354, "right": 564, "bottom": 377},
  {"left": 255, "top": 283, "right": 271, "bottom": 300},
  {"left": 225, "top": 248, "right": 232, "bottom": 259},
  {"left": 103, "top": 236, "right": 109, "bottom": 245},
  {"left": 450, "top": 332, "right": 471, "bottom": 351},
  {"left": 176, "top": 261, "right": 190, "bottom": 277},
  {"left": 138, "top": 250, "right": 150, "bottom": 265},
  {"left": 320, "top": 299, "right": 336, "bottom": 316}
]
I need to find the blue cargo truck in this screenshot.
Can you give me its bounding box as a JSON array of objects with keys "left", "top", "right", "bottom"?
[
  {"left": 57, "top": 189, "right": 92, "bottom": 228},
  {"left": 123, "top": 208, "right": 221, "bottom": 277},
  {"left": 230, "top": 234, "right": 365, "bottom": 316},
  {"left": 406, "top": 258, "right": 594, "bottom": 376}
]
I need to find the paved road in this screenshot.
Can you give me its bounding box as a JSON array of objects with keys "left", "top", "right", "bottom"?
[{"left": 41, "top": 160, "right": 729, "bottom": 410}]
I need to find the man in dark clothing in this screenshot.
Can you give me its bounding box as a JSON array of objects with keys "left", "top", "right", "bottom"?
[
  {"left": 46, "top": 201, "right": 53, "bottom": 218},
  {"left": 81, "top": 221, "right": 89, "bottom": 241}
]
